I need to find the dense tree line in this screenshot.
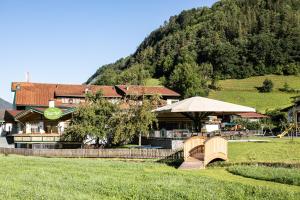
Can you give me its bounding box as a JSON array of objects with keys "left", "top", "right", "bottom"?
[{"left": 87, "top": 0, "right": 300, "bottom": 98}]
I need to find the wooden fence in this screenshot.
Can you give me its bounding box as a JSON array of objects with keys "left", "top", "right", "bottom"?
[{"left": 0, "top": 148, "right": 183, "bottom": 160}]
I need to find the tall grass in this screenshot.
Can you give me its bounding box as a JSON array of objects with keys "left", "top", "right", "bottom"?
[
  {"left": 0, "top": 155, "right": 298, "bottom": 200},
  {"left": 227, "top": 165, "right": 300, "bottom": 186}
]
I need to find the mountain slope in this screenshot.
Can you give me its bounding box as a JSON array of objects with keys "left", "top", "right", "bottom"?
[
  {"left": 88, "top": 0, "right": 300, "bottom": 98},
  {"left": 0, "top": 98, "right": 12, "bottom": 110}
]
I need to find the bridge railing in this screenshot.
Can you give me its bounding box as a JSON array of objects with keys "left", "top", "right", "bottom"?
[
  {"left": 183, "top": 136, "right": 206, "bottom": 160},
  {"left": 204, "top": 136, "right": 228, "bottom": 166}
]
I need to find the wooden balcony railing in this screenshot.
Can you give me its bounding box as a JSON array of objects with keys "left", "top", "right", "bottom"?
[{"left": 13, "top": 133, "right": 61, "bottom": 143}]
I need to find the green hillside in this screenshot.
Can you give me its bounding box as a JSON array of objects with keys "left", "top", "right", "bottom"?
[
  {"left": 88, "top": 0, "right": 300, "bottom": 98},
  {"left": 209, "top": 75, "right": 300, "bottom": 113},
  {"left": 144, "top": 75, "right": 299, "bottom": 113}
]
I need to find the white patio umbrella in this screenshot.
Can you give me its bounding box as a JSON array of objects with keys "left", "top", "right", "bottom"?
[{"left": 153, "top": 96, "right": 256, "bottom": 132}]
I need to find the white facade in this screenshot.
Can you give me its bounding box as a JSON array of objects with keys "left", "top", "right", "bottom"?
[{"left": 166, "top": 99, "right": 180, "bottom": 105}]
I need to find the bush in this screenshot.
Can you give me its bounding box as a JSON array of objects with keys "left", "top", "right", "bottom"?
[
  {"left": 233, "top": 119, "right": 261, "bottom": 130},
  {"left": 279, "top": 82, "right": 300, "bottom": 93},
  {"left": 282, "top": 63, "right": 300, "bottom": 75},
  {"left": 257, "top": 79, "right": 274, "bottom": 93},
  {"left": 265, "top": 109, "right": 287, "bottom": 129}
]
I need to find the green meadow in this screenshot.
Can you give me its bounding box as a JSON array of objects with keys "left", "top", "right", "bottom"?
[
  {"left": 209, "top": 75, "right": 300, "bottom": 113},
  {"left": 0, "top": 138, "right": 299, "bottom": 200},
  {"left": 146, "top": 75, "right": 300, "bottom": 113},
  {"left": 228, "top": 138, "right": 300, "bottom": 163}
]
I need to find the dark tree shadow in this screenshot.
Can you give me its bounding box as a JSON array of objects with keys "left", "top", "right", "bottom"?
[{"left": 157, "top": 150, "right": 184, "bottom": 168}]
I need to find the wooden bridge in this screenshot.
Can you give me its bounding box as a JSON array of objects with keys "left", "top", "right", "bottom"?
[{"left": 179, "top": 136, "right": 228, "bottom": 170}]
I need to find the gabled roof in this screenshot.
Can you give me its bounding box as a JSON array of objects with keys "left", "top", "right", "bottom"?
[
  {"left": 4, "top": 110, "right": 23, "bottom": 122},
  {"left": 235, "top": 112, "right": 268, "bottom": 119},
  {"left": 12, "top": 82, "right": 122, "bottom": 107},
  {"left": 5, "top": 110, "right": 23, "bottom": 117},
  {"left": 154, "top": 96, "right": 256, "bottom": 113},
  {"left": 5, "top": 108, "right": 76, "bottom": 122},
  {"left": 116, "top": 85, "right": 180, "bottom": 97}
]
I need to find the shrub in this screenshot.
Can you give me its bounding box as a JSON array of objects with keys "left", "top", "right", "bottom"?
[
  {"left": 257, "top": 79, "right": 274, "bottom": 93},
  {"left": 233, "top": 119, "right": 262, "bottom": 130},
  {"left": 282, "top": 63, "right": 300, "bottom": 75},
  {"left": 279, "top": 82, "right": 300, "bottom": 93}
]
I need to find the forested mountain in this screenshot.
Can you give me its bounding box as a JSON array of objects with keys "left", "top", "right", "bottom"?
[
  {"left": 0, "top": 98, "right": 12, "bottom": 110},
  {"left": 87, "top": 0, "right": 300, "bottom": 98}
]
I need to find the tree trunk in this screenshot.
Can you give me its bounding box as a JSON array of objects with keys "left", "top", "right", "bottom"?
[
  {"left": 95, "top": 137, "right": 100, "bottom": 148},
  {"left": 138, "top": 133, "right": 142, "bottom": 146}
]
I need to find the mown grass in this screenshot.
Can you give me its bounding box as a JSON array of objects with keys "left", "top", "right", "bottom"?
[
  {"left": 218, "top": 75, "right": 300, "bottom": 91},
  {"left": 1, "top": 137, "right": 299, "bottom": 199},
  {"left": 228, "top": 138, "right": 300, "bottom": 164},
  {"left": 209, "top": 90, "right": 294, "bottom": 113},
  {"left": 145, "top": 78, "right": 161, "bottom": 86},
  {"left": 227, "top": 165, "right": 300, "bottom": 186},
  {"left": 0, "top": 155, "right": 299, "bottom": 200},
  {"left": 146, "top": 75, "right": 300, "bottom": 112},
  {"left": 209, "top": 75, "right": 300, "bottom": 112}
]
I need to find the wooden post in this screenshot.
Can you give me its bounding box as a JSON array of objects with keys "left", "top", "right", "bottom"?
[{"left": 138, "top": 133, "right": 142, "bottom": 146}]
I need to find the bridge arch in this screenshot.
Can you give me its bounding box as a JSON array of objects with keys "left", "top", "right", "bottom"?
[{"left": 181, "top": 136, "right": 228, "bottom": 169}]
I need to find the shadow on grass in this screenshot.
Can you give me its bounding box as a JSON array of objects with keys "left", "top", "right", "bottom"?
[{"left": 157, "top": 150, "right": 184, "bottom": 168}]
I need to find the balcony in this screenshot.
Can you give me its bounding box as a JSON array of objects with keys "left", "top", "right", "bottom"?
[{"left": 13, "top": 133, "right": 61, "bottom": 143}]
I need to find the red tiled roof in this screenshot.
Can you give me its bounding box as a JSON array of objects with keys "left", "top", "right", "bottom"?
[
  {"left": 12, "top": 82, "right": 122, "bottom": 107},
  {"left": 116, "top": 85, "right": 180, "bottom": 97},
  {"left": 4, "top": 110, "right": 23, "bottom": 122},
  {"left": 5, "top": 110, "right": 23, "bottom": 117},
  {"left": 236, "top": 112, "right": 269, "bottom": 119}
]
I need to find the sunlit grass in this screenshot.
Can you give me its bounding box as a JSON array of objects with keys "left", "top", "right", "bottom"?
[
  {"left": 0, "top": 155, "right": 299, "bottom": 200},
  {"left": 227, "top": 165, "right": 300, "bottom": 186},
  {"left": 209, "top": 75, "right": 300, "bottom": 112},
  {"left": 228, "top": 138, "right": 300, "bottom": 163}
]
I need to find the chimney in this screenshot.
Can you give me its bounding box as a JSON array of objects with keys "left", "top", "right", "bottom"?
[
  {"left": 25, "top": 72, "right": 30, "bottom": 82},
  {"left": 49, "top": 100, "right": 55, "bottom": 108}
]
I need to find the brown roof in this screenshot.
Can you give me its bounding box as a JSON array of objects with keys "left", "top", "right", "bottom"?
[
  {"left": 236, "top": 112, "right": 268, "bottom": 119},
  {"left": 4, "top": 110, "right": 23, "bottom": 122},
  {"left": 12, "top": 82, "right": 122, "bottom": 107},
  {"left": 5, "top": 110, "right": 23, "bottom": 117},
  {"left": 116, "top": 85, "right": 180, "bottom": 97}
]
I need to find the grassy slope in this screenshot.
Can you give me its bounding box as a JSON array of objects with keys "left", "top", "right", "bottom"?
[
  {"left": 227, "top": 165, "right": 300, "bottom": 186},
  {"left": 0, "top": 138, "right": 300, "bottom": 199},
  {"left": 146, "top": 75, "right": 300, "bottom": 113},
  {"left": 209, "top": 75, "right": 300, "bottom": 113},
  {"left": 145, "top": 78, "right": 161, "bottom": 86}
]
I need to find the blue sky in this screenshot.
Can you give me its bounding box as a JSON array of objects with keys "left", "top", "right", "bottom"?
[{"left": 0, "top": 0, "right": 217, "bottom": 102}]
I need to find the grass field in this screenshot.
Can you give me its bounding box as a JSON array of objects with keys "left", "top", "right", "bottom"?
[
  {"left": 209, "top": 75, "right": 300, "bottom": 113},
  {"left": 227, "top": 165, "right": 300, "bottom": 186},
  {"left": 228, "top": 138, "right": 300, "bottom": 163},
  {"left": 146, "top": 75, "right": 300, "bottom": 113},
  {"left": 145, "top": 78, "right": 161, "bottom": 86},
  {"left": 0, "top": 137, "right": 300, "bottom": 200},
  {"left": 0, "top": 155, "right": 299, "bottom": 200}
]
